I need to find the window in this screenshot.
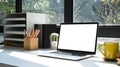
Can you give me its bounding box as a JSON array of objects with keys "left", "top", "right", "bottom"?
[
  {"left": 73, "top": 0, "right": 120, "bottom": 25},
  {"left": 22, "top": 0, "right": 64, "bottom": 24},
  {"left": 0, "top": 0, "right": 119, "bottom": 37},
  {"left": 0, "top": 0, "right": 15, "bottom": 26}
]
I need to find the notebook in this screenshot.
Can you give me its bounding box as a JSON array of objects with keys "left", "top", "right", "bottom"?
[{"left": 38, "top": 22, "right": 98, "bottom": 61}]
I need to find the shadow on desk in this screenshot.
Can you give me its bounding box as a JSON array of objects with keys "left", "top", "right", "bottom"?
[{"left": 0, "top": 63, "right": 17, "bottom": 67}]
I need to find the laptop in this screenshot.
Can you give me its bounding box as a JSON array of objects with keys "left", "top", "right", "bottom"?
[{"left": 38, "top": 22, "right": 98, "bottom": 61}]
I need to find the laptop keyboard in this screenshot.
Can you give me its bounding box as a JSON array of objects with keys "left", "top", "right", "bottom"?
[
  {"left": 38, "top": 51, "right": 92, "bottom": 61},
  {"left": 51, "top": 51, "right": 72, "bottom": 55},
  {"left": 51, "top": 51, "right": 87, "bottom": 56}
]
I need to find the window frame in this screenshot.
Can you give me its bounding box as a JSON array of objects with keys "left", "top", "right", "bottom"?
[
  {"left": 16, "top": 0, "right": 22, "bottom": 13},
  {"left": 6, "top": 0, "right": 120, "bottom": 38}
]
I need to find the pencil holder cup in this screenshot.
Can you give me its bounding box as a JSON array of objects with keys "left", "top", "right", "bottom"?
[
  {"left": 50, "top": 33, "right": 59, "bottom": 49},
  {"left": 24, "top": 38, "right": 38, "bottom": 50}
]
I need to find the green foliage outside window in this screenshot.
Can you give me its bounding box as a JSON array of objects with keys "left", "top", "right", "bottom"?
[
  {"left": 22, "top": 0, "right": 55, "bottom": 23},
  {"left": 92, "top": 0, "right": 120, "bottom": 24},
  {"left": 22, "top": 0, "right": 64, "bottom": 24},
  {"left": 0, "top": 0, "right": 15, "bottom": 25},
  {"left": 0, "top": 0, "right": 15, "bottom": 13}
]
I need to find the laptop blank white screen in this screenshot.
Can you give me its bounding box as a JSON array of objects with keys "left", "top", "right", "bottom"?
[{"left": 58, "top": 24, "right": 97, "bottom": 52}]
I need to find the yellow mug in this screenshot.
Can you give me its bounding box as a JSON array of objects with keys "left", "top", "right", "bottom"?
[{"left": 98, "top": 42, "right": 119, "bottom": 60}]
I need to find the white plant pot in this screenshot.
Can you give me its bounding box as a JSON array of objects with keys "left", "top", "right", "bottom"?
[{"left": 51, "top": 41, "right": 57, "bottom": 49}]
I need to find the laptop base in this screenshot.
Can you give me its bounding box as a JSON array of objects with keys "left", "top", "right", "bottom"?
[{"left": 38, "top": 52, "right": 93, "bottom": 61}]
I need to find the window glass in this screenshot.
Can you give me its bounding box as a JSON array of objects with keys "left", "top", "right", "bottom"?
[
  {"left": 0, "top": 0, "right": 15, "bottom": 25},
  {"left": 73, "top": 0, "right": 120, "bottom": 25},
  {"left": 22, "top": 0, "right": 64, "bottom": 24}
]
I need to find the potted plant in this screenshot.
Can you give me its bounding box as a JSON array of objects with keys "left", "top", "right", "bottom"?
[{"left": 50, "top": 33, "right": 59, "bottom": 49}]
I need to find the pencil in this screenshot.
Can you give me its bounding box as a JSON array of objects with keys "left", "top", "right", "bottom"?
[
  {"left": 35, "top": 29, "right": 40, "bottom": 37},
  {"left": 31, "top": 29, "right": 34, "bottom": 37},
  {"left": 24, "top": 29, "right": 28, "bottom": 37}
]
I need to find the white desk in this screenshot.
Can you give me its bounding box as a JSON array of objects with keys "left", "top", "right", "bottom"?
[
  {"left": 0, "top": 45, "right": 119, "bottom": 67},
  {"left": 0, "top": 37, "right": 120, "bottom": 67}
]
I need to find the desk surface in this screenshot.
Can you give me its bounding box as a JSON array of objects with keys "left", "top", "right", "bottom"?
[{"left": 0, "top": 45, "right": 119, "bottom": 67}]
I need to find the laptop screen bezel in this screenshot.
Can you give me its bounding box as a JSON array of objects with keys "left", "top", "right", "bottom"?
[{"left": 57, "top": 22, "right": 98, "bottom": 54}]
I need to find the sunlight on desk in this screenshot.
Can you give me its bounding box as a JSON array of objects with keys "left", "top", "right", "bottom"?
[
  {"left": 0, "top": 50, "right": 4, "bottom": 52},
  {"left": 95, "top": 62, "right": 117, "bottom": 67},
  {"left": 0, "top": 37, "right": 120, "bottom": 67},
  {"left": 9, "top": 51, "right": 84, "bottom": 67},
  {"left": 8, "top": 50, "right": 119, "bottom": 67}
]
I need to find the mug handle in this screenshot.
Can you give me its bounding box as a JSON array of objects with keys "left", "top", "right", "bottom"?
[{"left": 98, "top": 44, "right": 105, "bottom": 56}]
